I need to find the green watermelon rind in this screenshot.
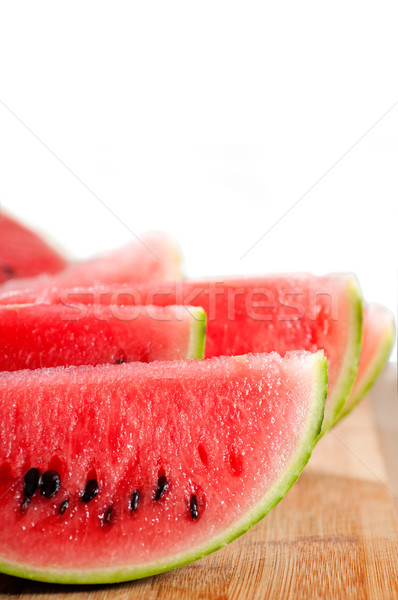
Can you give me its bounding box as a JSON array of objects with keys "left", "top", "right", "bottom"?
[
  {"left": 170, "top": 239, "right": 185, "bottom": 280},
  {"left": 335, "top": 311, "right": 395, "bottom": 424},
  {"left": 0, "top": 353, "right": 327, "bottom": 584},
  {"left": 157, "top": 232, "right": 184, "bottom": 279},
  {"left": 320, "top": 275, "right": 363, "bottom": 435},
  {"left": 186, "top": 307, "right": 207, "bottom": 359}
]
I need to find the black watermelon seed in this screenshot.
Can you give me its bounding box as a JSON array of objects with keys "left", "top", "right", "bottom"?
[
  {"left": 40, "top": 470, "right": 61, "bottom": 498},
  {"left": 130, "top": 489, "right": 140, "bottom": 511},
  {"left": 23, "top": 468, "right": 42, "bottom": 498},
  {"left": 20, "top": 497, "right": 31, "bottom": 513},
  {"left": 2, "top": 265, "right": 15, "bottom": 277},
  {"left": 155, "top": 475, "right": 169, "bottom": 501},
  {"left": 104, "top": 507, "right": 113, "bottom": 523},
  {"left": 190, "top": 495, "right": 199, "bottom": 520},
  {"left": 80, "top": 479, "right": 100, "bottom": 503},
  {"left": 116, "top": 356, "right": 126, "bottom": 364},
  {"left": 59, "top": 498, "right": 70, "bottom": 515}
]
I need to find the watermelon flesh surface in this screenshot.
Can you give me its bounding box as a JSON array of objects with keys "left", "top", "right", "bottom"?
[
  {"left": 336, "top": 303, "right": 395, "bottom": 422},
  {"left": 0, "top": 213, "right": 66, "bottom": 283},
  {"left": 0, "top": 304, "right": 206, "bottom": 370},
  {"left": 3, "top": 274, "right": 361, "bottom": 430},
  {"left": 0, "top": 351, "right": 327, "bottom": 583},
  {"left": 0, "top": 231, "right": 182, "bottom": 297}
]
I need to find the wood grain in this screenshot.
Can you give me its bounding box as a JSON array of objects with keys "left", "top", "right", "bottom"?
[{"left": 1, "top": 368, "right": 397, "bottom": 600}]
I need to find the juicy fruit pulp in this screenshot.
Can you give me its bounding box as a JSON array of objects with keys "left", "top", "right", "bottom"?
[
  {"left": 4, "top": 274, "right": 361, "bottom": 430},
  {"left": 0, "top": 304, "right": 206, "bottom": 370},
  {"left": 0, "top": 351, "right": 327, "bottom": 584},
  {"left": 0, "top": 231, "right": 182, "bottom": 297},
  {"left": 0, "top": 213, "right": 66, "bottom": 283},
  {"left": 337, "top": 303, "right": 395, "bottom": 422}
]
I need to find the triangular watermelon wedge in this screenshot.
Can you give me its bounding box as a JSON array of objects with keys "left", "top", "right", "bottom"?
[
  {"left": 0, "top": 303, "right": 206, "bottom": 370},
  {"left": 1, "top": 274, "right": 361, "bottom": 432},
  {"left": 0, "top": 231, "right": 182, "bottom": 297},
  {"left": 0, "top": 212, "right": 66, "bottom": 283},
  {"left": 335, "top": 303, "right": 395, "bottom": 424},
  {"left": 0, "top": 351, "right": 327, "bottom": 584}
]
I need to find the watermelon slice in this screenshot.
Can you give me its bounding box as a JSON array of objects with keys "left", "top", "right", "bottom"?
[
  {"left": 0, "top": 351, "right": 326, "bottom": 584},
  {"left": 0, "top": 231, "right": 182, "bottom": 298},
  {"left": 0, "top": 213, "right": 66, "bottom": 283},
  {"left": 3, "top": 274, "right": 361, "bottom": 431},
  {"left": 335, "top": 303, "right": 395, "bottom": 424},
  {"left": 0, "top": 304, "right": 206, "bottom": 370}
]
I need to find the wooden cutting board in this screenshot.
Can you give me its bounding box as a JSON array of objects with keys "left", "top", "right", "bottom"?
[{"left": 1, "top": 366, "right": 397, "bottom": 600}]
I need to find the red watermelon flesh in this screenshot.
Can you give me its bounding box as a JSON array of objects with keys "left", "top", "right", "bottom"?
[
  {"left": 337, "top": 303, "right": 395, "bottom": 422},
  {"left": 0, "top": 231, "right": 182, "bottom": 297},
  {"left": 0, "top": 351, "right": 327, "bottom": 584},
  {"left": 3, "top": 274, "right": 361, "bottom": 430},
  {"left": 0, "top": 213, "right": 66, "bottom": 283},
  {"left": 0, "top": 304, "right": 206, "bottom": 371}
]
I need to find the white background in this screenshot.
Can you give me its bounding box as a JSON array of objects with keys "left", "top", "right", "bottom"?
[{"left": 0, "top": 2, "right": 396, "bottom": 359}]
